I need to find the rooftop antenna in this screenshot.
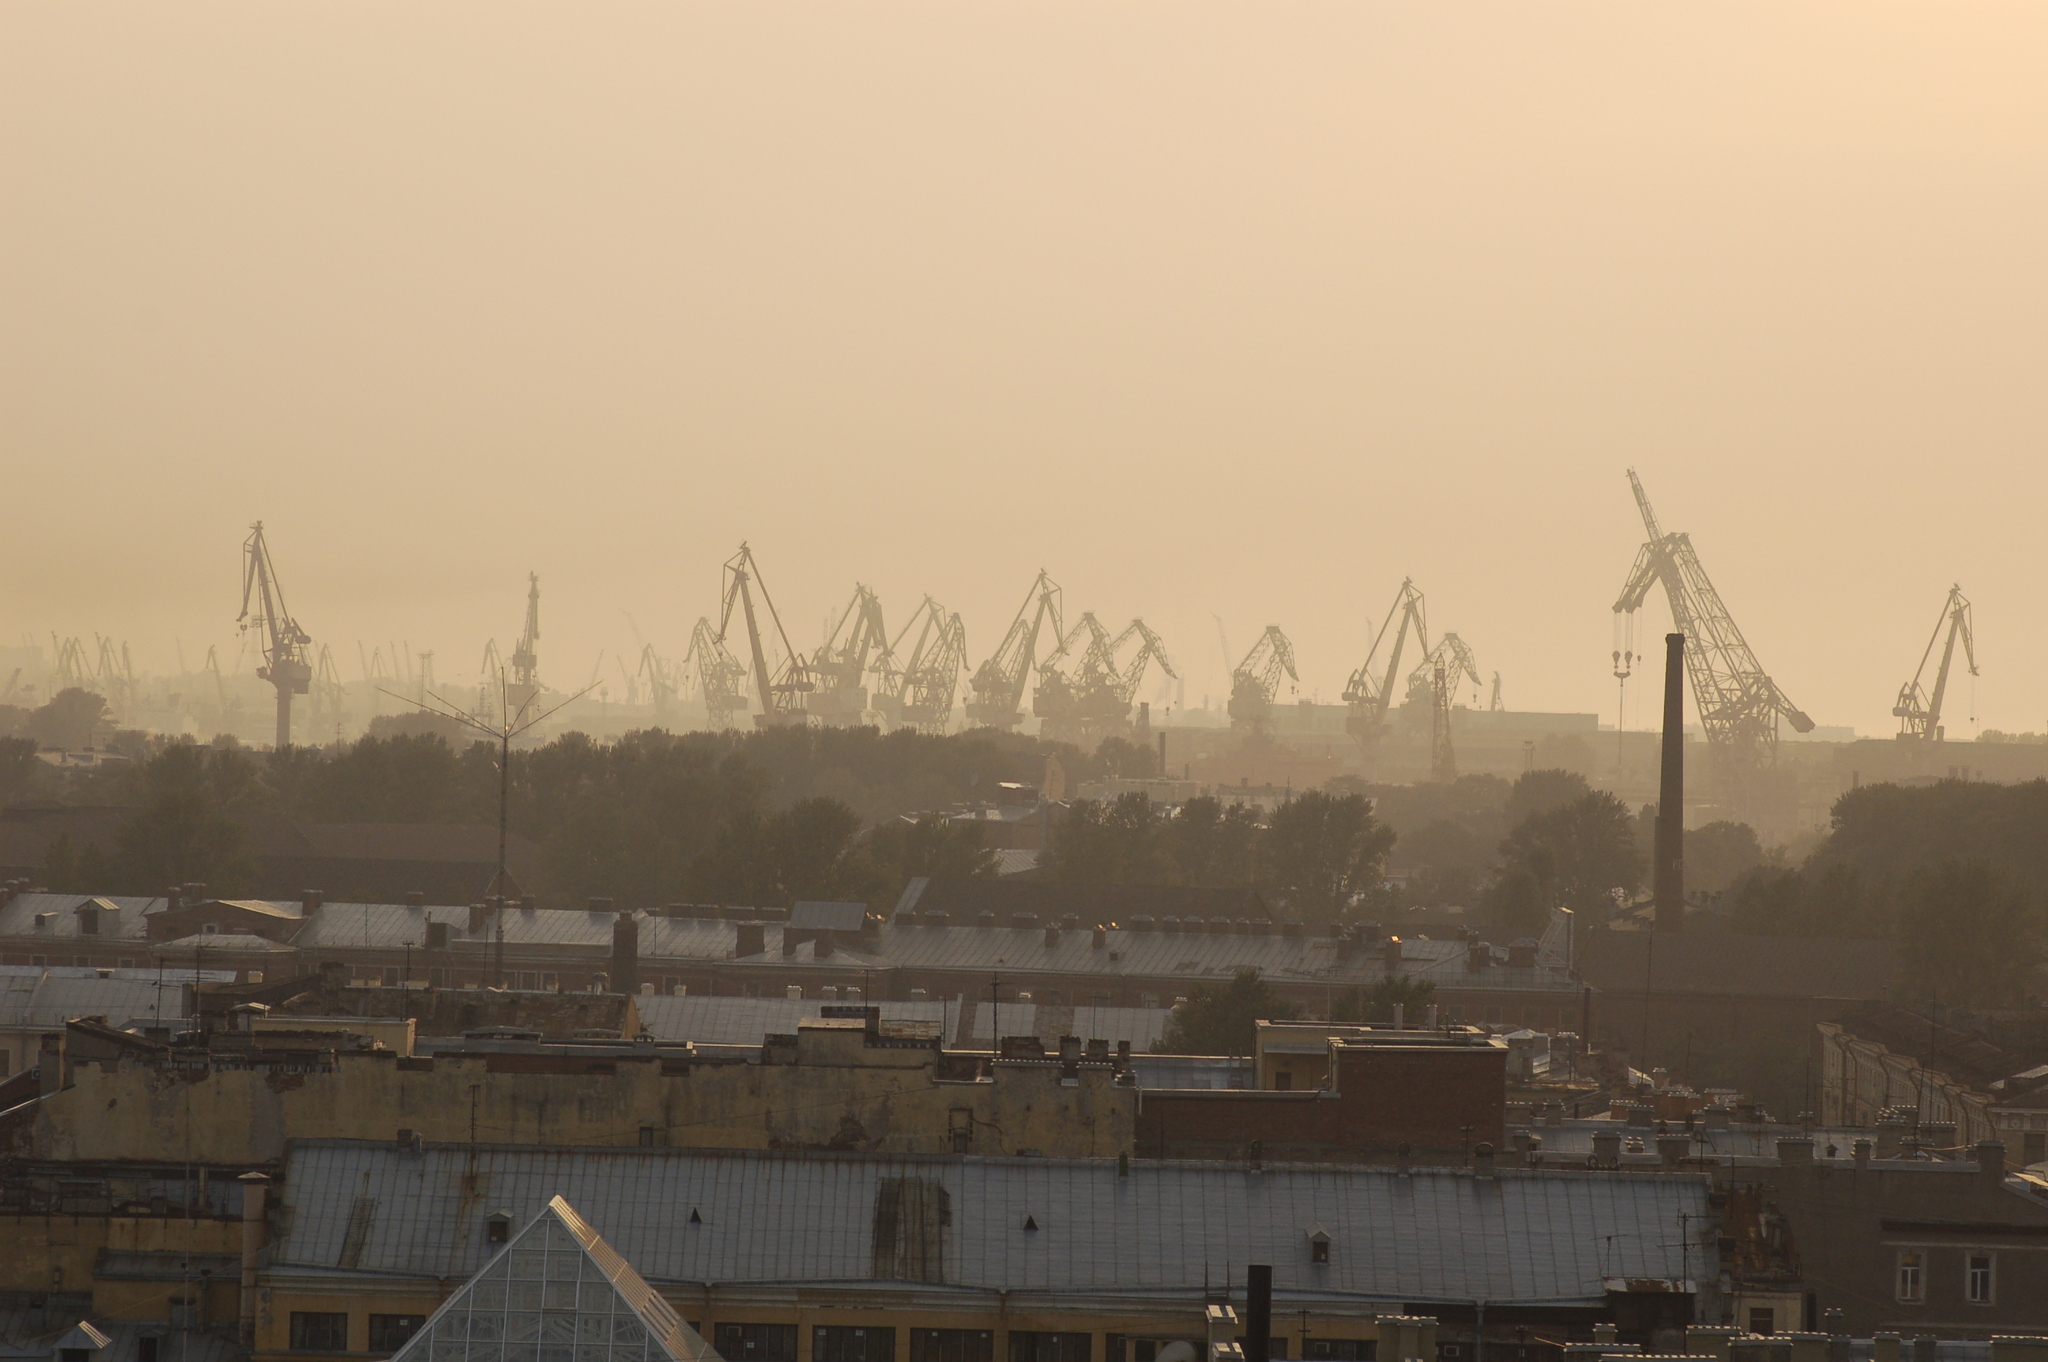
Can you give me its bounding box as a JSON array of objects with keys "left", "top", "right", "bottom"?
[{"left": 376, "top": 672, "right": 594, "bottom": 984}]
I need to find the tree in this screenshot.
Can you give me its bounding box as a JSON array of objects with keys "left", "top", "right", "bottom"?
[
  {"left": 866, "top": 813, "right": 999, "bottom": 890},
  {"left": 1167, "top": 796, "right": 1263, "bottom": 888},
  {"left": 1154, "top": 967, "right": 1301, "bottom": 1055},
  {"left": 114, "top": 743, "right": 258, "bottom": 894},
  {"left": 1262, "top": 789, "right": 1396, "bottom": 921},
  {"left": 1041, "top": 793, "right": 1171, "bottom": 886},
  {"left": 1330, "top": 976, "right": 1437, "bottom": 1025},
  {"left": 1895, "top": 860, "right": 2042, "bottom": 1009},
  {"left": 1496, "top": 790, "right": 1643, "bottom": 921},
  {"left": 1502, "top": 768, "right": 1593, "bottom": 828},
  {"left": 1685, "top": 821, "right": 1765, "bottom": 895},
  {"left": 29, "top": 688, "right": 110, "bottom": 751},
  {"left": 0, "top": 735, "right": 42, "bottom": 806},
  {"left": 692, "top": 796, "right": 887, "bottom": 908}
]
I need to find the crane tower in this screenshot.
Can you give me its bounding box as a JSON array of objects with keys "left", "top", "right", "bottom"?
[
  {"left": 238, "top": 522, "right": 313, "bottom": 749},
  {"left": 717, "top": 544, "right": 812, "bottom": 728},
  {"left": 1228, "top": 627, "right": 1297, "bottom": 735},
  {"left": 965, "top": 570, "right": 1062, "bottom": 730},
  {"left": 507, "top": 574, "right": 542, "bottom": 719},
  {"left": 1613, "top": 470, "right": 1812, "bottom": 808},
  {"left": 1893, "top": 585, "right": 1975, "bottom": 743},
  {"left": 1344, "top": 579, "right": 1428, "bottom": 755}
]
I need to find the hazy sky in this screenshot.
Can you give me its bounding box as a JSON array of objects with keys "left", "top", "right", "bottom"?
[{"left": 6, "top": 2, "right": 2045, "bottom": 736}]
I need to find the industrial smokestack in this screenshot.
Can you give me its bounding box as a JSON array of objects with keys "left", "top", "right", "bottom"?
[
  {"left": 1656, "top": 632, "right": 1685, "bottom": 933},
  {"left": 1244, "top": 1264, "right": 1272, "bottom": 1362}
]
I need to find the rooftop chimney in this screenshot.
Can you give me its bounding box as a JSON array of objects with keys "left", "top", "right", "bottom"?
[
  {"left": 1243, "top": 1265, "right": 1272, "bottom": 1362},
  {"left": 611, "top": 910, "right": 640, "bottom": 996},
  {"left": 735, "top": 923, "right": 766, "bottom": 958},
  {"left": 1977, "top": 1139, "right": 2006, "bottom": 1183},
  {"left": 301, "top": 890, "right": 323, "bottom": 916},
  {"left": 1655, "top": 632, "right": 1686, "bottom": 932},
  {"left": 407, "top": 891, "right": 426, "bottom": 908},
  {"left": 238, "top": 1172, "right": 269, "bottom": 1346}
]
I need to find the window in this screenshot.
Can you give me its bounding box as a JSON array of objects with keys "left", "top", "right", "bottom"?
[
  {"left": 949, "top": 1108, "right": 974, "bottom": 1153},
  {"left": 31, "top": 956, "right": 46, "bottom": 966},
  {"left": 487, "top": 1214, "right": 511, "bottom": 1244},
  {"left": 1309, "top": 1233, "right": 1331, "bottom": 1265},
  {"left": 911, "top": 1331, "right": 993, "bottom": 1362},
  {"left": 1301, "top": 1343, "right": 1371, "bottom": 1361},
  {"left": 202, "top": 923, "right": 218, "bottom": 936},
  {"left": 382, "top": 966, "right": 400, "bottom": 987},
  {"left": 1010, "top": 1334, "right": 1090, "bottom": 1362},
  {"left": 0, "top": 1053, "right": 9, "bottom": 1078},
  {"left": 119, "top": 958, "right": 136, "bottom": 969},
  {"left": 541, "top": 973, "right": 558, "bottom": 990},
  {"left": 1092, "top": 992, "right": 1111, "bottom": 1007},
  {"left": 1747, "top": 1309, "right": 1775, "bottom": 1335},
  {"left": 1896, "top": 1251, "right": 1925, "bottom": 1303},
  {"left": 816, "top": 1327, "right": 896, "bottom": 1362},
  {"left": 1140, "top": 994, "right": 1159, "bottom": 1010},
  {"left": 138, "top": 1338, "right": 160, "bottom": 1362},
  {"left": 291, "top": 1312, "right": 350, "bottom": 1352},
  {"left": 517, "top": 971, "right": 538, "bottom": 990},
  {"left": 1967, "top": 1252, "right": 1996, "bottom": 1304},
  {"left": 2028, "top": 1133, "right": 2047, "bottom": 1166},
  {"left": 1274, "top": 1072, "right": 1293, "bottom": 1091},
  {"left": 714, "top": 1325, "right": 798, "bottom": 1362},
  {"left": 429, "top": 968, "right": 445, "bottom": 988},
  {"left": 369, "top": 1315, "right": 425, "bottom": 1351}
]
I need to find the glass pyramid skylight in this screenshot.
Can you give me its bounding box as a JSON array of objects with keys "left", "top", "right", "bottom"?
[{"left": 389, "top": 1196, "right": 720, "bottom": 1362}]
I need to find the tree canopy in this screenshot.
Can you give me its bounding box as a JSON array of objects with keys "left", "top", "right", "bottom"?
[{"left": 1154, "top": 967, "right": 1301, "bottom": 1056}]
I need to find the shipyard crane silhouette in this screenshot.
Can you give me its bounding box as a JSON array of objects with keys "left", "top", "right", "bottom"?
[
  {"left": 808, "top": 584, "right": 892, "bottom": 727},
  {"left": 965, "top": 570, "right": 1062, "bottom": 731},
  {"left": 1893, "top": 585, "right": 1976, "bottom": 743},
  {"left": 877, "top": 597, "right": 968, "bottom": 735},
  {"left": 237, "top": 522, "right": 313, "bottom": 749},
  {"left": 508, "top": 573, "right": 542, "bottom": 716},
  {"left": 1228, "top": 626, "right": 1297, "bottom": 734},
  {"left": 683, "top": 617, "right": 749, "bottom": 730},
  {"left": 1036, "top": 615, "right": 1176, "bottom": 749},
  {"left": 1613, "top": 470, "right": 1812, "bottom": 799},
  {"left": 1344, "top": 578, "right": 1428, "bottom": 753},
  {"left": 717, "top": 543, "right": 812, "bottom": 728}
]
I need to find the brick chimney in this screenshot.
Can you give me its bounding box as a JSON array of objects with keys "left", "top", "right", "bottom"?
[
  {"left": 610, "top": 910, "right": 639, "bottom": 997},
  {"left": 1655, "top": 632, "right": 1686, "bottom": 932}
]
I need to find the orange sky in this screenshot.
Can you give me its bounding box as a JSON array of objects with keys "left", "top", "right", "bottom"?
[{"left": 4, "top": 2, "right": 2045, "bottom": 734}]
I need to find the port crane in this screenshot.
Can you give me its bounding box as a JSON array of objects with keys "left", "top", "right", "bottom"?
[
  {"left": 807, "top": 584, "right": 892, "bottom": 727},
  {"left": 1613, "top": 470, "right": 1812, "bottom": 794},
  {"left": 965, "top": 570, "right": 1062, "bottom": 730},
  {"left": 507, "top": 574, "right": 542, "bottom": 718},
  {"left": 683, "top": 617, "right": 749, "bottom": 730},
  {"left": 238, "top": 522, "right": 313, "bottom": 749},
  {"left": 1036, "top": 616, "right": 1176, "bottom": 749},
  {"left": 717, "top": 543, "right": 812, "bottom": 728},
  {"left": 876, "top": 597, "right": 968, "bottom": 735},
  {"left": 1344, "top": 579, "right": 1428, "bottom": 752},
  {"left": 1893, "top": 585, "right": 1976, "bottom": 743},
  {"left": 1406, "top": 633, "right": 1482, "bottom": 709},
  {"left": 1228, "top": 626, "right": 1297, "bottom": 734}
]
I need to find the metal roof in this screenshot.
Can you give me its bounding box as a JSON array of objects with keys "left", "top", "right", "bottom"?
[
  {"left": 290, "top": 902, "right": 472, "bottom": 951},
  {"left": 0, "top": 894, "right": 166, "bottom": 942},
  {"left": 633, "top": 996, "right": 949, "bottom": 1045},
  {"left": 788, "top": 902, "right": 867, "bottom": 933},
  {"left": 273, "top": 1141, "right": 1712, "bottom": 1306},
  {"left": 0, "top": 969, "right": 192, "bottom": 1030}
]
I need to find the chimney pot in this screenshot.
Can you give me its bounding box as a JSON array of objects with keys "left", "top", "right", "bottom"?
[
  {"left": 1853, "top": 1139, "right": 1872, "bottom": 1170},
  {"left": 406, "top": 891, "right": 426, "bottom": 908},
  {"left": 1976, "top": 1139, "right": 2006, "bottom": 1181},
  {"left": 1092, "top": 926, "right": 1107, "bottom": 949},
  {"left": 735, "top": 922, "right": 766, "bottom": 958},
  {"left": 301, "top": 890, "right": 323, "bottom": 915}
]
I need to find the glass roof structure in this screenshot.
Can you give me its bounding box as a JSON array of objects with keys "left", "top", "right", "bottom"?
[{"left": 389, "top": 1196, "right": 720, "bottom": 1362}]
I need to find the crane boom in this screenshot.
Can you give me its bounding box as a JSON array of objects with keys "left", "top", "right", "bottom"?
[
  {"left": 717, "top": 543, "right": 811, "bottom": 728},
  {"left": 1893, "top": 584, "right": 1976, "bottom": 742},
  {"left": 1229, "top": 626, "right": 1297, "bottom": 734},
  {"left": 808, "top": 584, "right": 891, "bottom": 727},
  {"left": 683, "top": 617, "right": 749, "bottom": 729},
  {"left": 965, "top": 570, "right": 1061, "bottom": 730},
  {"left": 879, "top": 597, "right": 967, "bottom": 734},
  {"left": 1613, "top": 470, "right": 1813, "bottom": 803},
  {"left": 238, "top": 521, "right": 313, "bottom": 748},
  {"left": 1344, "top": 578, "right": 1428, "bottom": 750}
]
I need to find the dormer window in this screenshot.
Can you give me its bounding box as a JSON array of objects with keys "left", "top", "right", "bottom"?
[
  {"left": 202, "top": 923, "right": 218, "bottom": 936},
  {"left": 486, "top": 1211, "right": 511, "bottom": 1245},
  {"left": 1308, "top": 1227, "right": 1331, "bottom": 1264}
]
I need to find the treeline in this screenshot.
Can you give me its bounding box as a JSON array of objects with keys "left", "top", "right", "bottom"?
[{"left": 18, "top": 715, "right": 1160, "bottom": 911}]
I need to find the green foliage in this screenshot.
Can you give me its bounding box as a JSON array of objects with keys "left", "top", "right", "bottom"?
[
  {"left": 867, "top": 813, "right": 999, "bottom": 904},
  {"left": 1495, "top": 789, "right": 1643, "bottom": 921},
  {"left": 1813, "top": 779, "right": 2048, "bottom": 901},
  {"left": 21, "top": 688, "right": 111, "bottom": 751},
  {"left": 1726, "top": 863, "right": 1883, "bottom": 937},
  {"left": 1330, "top": 975, "right": 1437, "bottom": 1025},
  {"left": 694, "top": 796, "right": 890, "bottom": 909},
  {"left": 1167, "top": 796, "right": 1263, "bottom": 889},
  {"left": 1154, "top": 967, "right": 1301, "bottom": 1056},
  {"left": 1685, "top": 820, "right": 1766, "bottom": 895},
  {"left": 1263, "top": 789, "right": 1397, "bottom": 921},
  {"left": 1895, "top": 860, "right": 2043, "bottom": 1008},
  {"left": 112, "top": 743, "right": 260, "bottom": 895},
  {"left": 1503, "top": 768, "right": 1594, "bottom": 828},
  {"left": 0, "top": 736, "right": 43, "bottom": 806},
  {"left": 1041, "top": 792, "right": 1173, "bottom": 886}
]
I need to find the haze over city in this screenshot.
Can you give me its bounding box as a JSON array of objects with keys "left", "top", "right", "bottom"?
[{"left": 7, "top": 2, "right": 2047, "bottom": 736}]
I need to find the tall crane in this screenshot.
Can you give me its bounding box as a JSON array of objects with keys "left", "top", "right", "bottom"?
[
  {"left": 238, "top": 521, "right": 313, "bottom": 749},
  {"left": 1406, "top": 633, "right": 1482, "bottom": 709},
  {"left": 308, "top": 645, "right": 348, "bottom": 741},
  {"left": 683, "top": 617, "right": 749, "bottom": 730},
  {"left": 807, "top": 584, "right": 892, "bottom": 727},
  {"left": 1614, "top": 470, "right": 1813, "bottom": 797},
  {"left": 508, "top": 573, "right": 542, "bottom": 718},
  {"left": 1893, "top": 585, "right": 1976, "bottom": 743},
  {"left": 1037, "top": 616, "right": 1176, "bottom": 749},
  {"left": 876, "top": 597, "right": 968, "bottom": 735},
  {"left": 965, "top": 570, "right": 1062, "bottom": 731},
  {"left": 1229, "top": 626, "right": 1297, "bottom": 734},
  {"left": 1344, "top": 579, "right": 1428, "bottom": 752},
  {"left": 717, "top": 543, "right": 812, "bottom": 728},
  {"left": 638, "top": 644, "right": 683, "bottom": 719}
]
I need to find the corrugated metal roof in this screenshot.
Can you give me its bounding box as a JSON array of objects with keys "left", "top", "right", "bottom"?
[
  {"left": 789, "top": 902, "right": 867, "bottom": 933},
  {"left": 273, "top": 1142, "right": 1711, "bottom": 1306},
  {"left": 291, "top": 902, "right": 472, "bottom": 951}
]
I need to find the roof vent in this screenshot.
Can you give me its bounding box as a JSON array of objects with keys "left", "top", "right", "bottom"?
[
  {"left": 689, "top": 1208, "right": 702, "bottom": 1224},
  {"left": 1022, "top": 1215, "right": 1039, "bottom": 1231}
]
